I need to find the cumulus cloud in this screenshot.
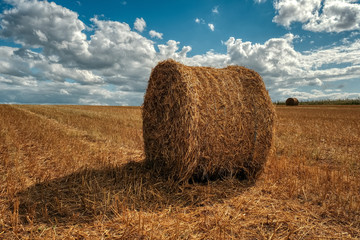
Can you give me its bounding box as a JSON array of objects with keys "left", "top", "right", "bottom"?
[
  {"left": 0, "top": 0, "right": 89, "bottom": 63},
  {"left": 0, "top": 80, "right": 144, "bottom": 105},
  {"left": 183, "top": 50, "right": 229, "bottom": 68},
  {"left": 273, "top": 0, "right": 322, "bottom": 28},
  {"left": 273, "top": 0, "right": 360, "bottom": 32},
  {"left": 225, "top": 33, "right": 302, "bottom": 78},
  {"left": 304, "top": 0, "right": 360, "bottom": 32},
  {"left": 0, "top": 0, "right": 193, "bottom": 105},
  {"left": 88, "top": 17, "right": 156, "bottom": 73},
  {"left": 134, "top": 17, "right": 146, "bottom": 32},
  {"left": 208, "top": 23, "right": 215, "bottom": 31},
  {"left": 0, "top": 0, "right": 86, "bottom": 45},
  {"left": 157, "top": 40, "right": 192, "bottom": 60},
  {"left": 222, "top": 33, "right": 360, "bottom": 101},
  {"left": 0, "top": 0, "right": 157, "bottom": 86},
  {"left": 272, "top": 87, "right": 360, "bottom": 101},
  {"left": 0, "top": 0, "right": 359, "bottom": 105},
  {"left": 149, "top": 30, "right": 163, "bottom": 39},
  {"left": 224, "top": 32, "right": 360, "bottom": 89}
]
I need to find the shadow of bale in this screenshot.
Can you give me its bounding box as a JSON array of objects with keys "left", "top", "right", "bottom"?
[{"left": 14, "top": 161, "right": 254, "bottom": 226}]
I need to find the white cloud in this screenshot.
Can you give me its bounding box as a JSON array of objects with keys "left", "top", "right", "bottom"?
[
  {"left": 273, "top": 0, "right": 322, "bottom": 28},
  {"left": 313, "top": 78, "right": 324, "bottom": 86},
  {"left": 222, "top": 33, "right": 360, "bottom": 102},
  {"left": 212, "top": 6, "right": 219, "bottom": 14},
  {"left": 157, "top": 40, "right": 192, "bottom": 60},
  {"left": 60, "top": 89, "right": 70, "bottom": 95},
  {"left": 0, "top": 0, "right": 359, "bottom": 105},
  {"left": 208, "top": 23, "right": 215, "bottom": 31},
  {"left": 254, "top": 0, "right": 267, "bottom": 3},
  {"left": 273, "top": 0, "right": 360, "bottom": 32},
  {"left": 195, "top": 18, "right": 205, "bottom": 24},
  {"left": 196, "top": 18, "right": 212, "bottom": 32},
  {"left": 134, "top": 17, "right": 146, "bottom": 32},
  {"left": 0, "top": 0, "right": 191, "bottom": 105},
  {"left": 350, "top": 31, "right": 360, "bottom": 37},
  {"left": 225, "top": 33, "right": 302, "bottom": 78},
  {"left": 149, "top": 30, "right": 163, "bottom": 39},
  {"left": 304, "top": 0, "right": 360, "bottom": 32},
  {"left": 182, "top": 50, "right": 229, "bottom": 68},
  {"left": 295, "top": 78, "right": 323, "bottom": 87},
  {"left": 0, "top": 1, "right": 157, "bottom": 90},
  {"left": 88, "top": 17, "right": 156, "bottom": 72},
  {"left": 0, "top": 80, "right": 144, "bottom": 105},
  {"left": 272, "top": 87, "right": 360, "bottom": 101},
  {"left": 0, "top": 0, "right": 89, "bottom": 60}
]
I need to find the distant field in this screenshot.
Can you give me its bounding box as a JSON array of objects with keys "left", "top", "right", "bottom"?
[
  {"left": 275, "top": 98, "right": 360, "bottom": 105},
  {"left": 1, "top": 104, "right": 359, "bottom": 239}
]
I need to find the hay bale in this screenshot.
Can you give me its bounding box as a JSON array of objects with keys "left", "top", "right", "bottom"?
[
  {"left": 285, "top": 98, "right": 299, "bottom": 106},
  {"left": 142, "top": 59, "right": 275, "bottom": 182}
]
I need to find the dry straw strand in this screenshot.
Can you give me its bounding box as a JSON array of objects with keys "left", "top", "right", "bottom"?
[
  {"left": 285, "top": 98, "right": 299, "bottom": 106},
  {"left": 142, "top": 59, "right": 275, "bottom": 183}
]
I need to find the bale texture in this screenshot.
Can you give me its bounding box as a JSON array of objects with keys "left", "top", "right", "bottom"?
[
  {"left": 286, "top": 98, "right": 299, "bottom": 106},
  {"left": 143, "top": 59, "right": 275, "bottom": 182}
]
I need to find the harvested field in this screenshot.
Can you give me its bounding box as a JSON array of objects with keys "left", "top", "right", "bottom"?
[{"left": 0, "top": 104, "right": 359, "bottom": 239}]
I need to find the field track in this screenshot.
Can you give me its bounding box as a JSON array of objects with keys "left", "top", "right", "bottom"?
[{"left": 1, "top": 104, "right": 359, "bottom": 239}]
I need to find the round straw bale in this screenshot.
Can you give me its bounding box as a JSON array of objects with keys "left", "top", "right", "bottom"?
[
  {"left": 143, "top": 59, "right": 275, "bottom": 182},
  {"left": 285, "top": 98, "right": 299, "bottom": 106}
]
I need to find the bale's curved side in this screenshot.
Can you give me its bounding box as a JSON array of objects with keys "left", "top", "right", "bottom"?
[
  {"left": 143, "top": 59, "right": 275, "bottom": 182},
  {"left": 286, "top": 98, "right": 299, "bottom": 106}
]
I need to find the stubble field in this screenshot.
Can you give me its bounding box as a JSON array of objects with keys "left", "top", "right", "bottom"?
[{"left": 0, "top": 104, "right": 359, "bottom": 239}]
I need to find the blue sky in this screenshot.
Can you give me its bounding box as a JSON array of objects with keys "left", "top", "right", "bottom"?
[{"left": 0, "top": 0, "right": 360, "bottom": 105}]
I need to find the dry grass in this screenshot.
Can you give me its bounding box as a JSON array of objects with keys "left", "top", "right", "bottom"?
[{"left": 0, "top": 104, "right": 359, "bottom": 239}]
